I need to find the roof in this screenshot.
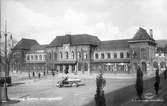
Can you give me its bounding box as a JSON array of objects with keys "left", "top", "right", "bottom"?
[
  {"left": 13, "top": 38, "right": 39, "bottom": 50},
  {"left": 30, "top": 44, "right": 48, "bottom": 51},
  {"left": 133, "top": 27, "right": 154, "bottom": 41},
  {"left": 95, "top": 39, "right": 130, "bottom": 50},
  {"left": 156, "top": 40, "right": 167, "bottom": 48},
  {"left": 49, "top": 34, "right": 100, "bottom": 47}
]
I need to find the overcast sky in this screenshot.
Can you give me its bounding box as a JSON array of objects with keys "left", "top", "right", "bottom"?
[{"left": 1, "top": 0, "right": 167, "bottom": 44}]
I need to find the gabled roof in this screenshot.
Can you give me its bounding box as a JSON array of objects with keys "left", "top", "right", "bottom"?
[
  {"left": 95, "top": 39, "right": 130, "bottom": 50},
  {"left": 49, "top": 34, "right": 100, "bottom": 47},
  {"left": 12, "top": 38, "right": 39, "bottom": 50},
  {"left": 30, "top": 44, "right": 48, "bottom": 51},
  {"left": 133, "top": 27, "right": 154, "bottom": 41}
]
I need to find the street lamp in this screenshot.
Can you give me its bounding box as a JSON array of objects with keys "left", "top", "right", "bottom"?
[{"left": 0, "top": 31, "right": 19, "bottom": 104}]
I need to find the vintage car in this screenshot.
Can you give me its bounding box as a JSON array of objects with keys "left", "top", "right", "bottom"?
[{"left": 56, "top": 77, "right": 81, "bottom": 88}]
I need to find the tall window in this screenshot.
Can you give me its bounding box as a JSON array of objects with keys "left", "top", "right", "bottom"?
[
  {"left": 54, "top": 52, "right": 57, "bottom": 60},
  {"left": 120, "top": 52, "right": 124, "bottom": 58},
  {"left": 39, "top": 55, "right": 42, "bottom": 60},
  {"left": 95, "top": 53, "right": 98, "bottom": 59},
  {"left": 77, "top": 51, "right": 81, "bottom": 59},
  {"left": 27, "top": 55, "right": 30, "bottom": 60},
  {"left": 84, "top": 52, "right": 87, "bottom": 59},
  {"left": 35, "top": 55, "right": 38, "bottom": 60},
  {"left": 60, "top": 52, "right": 63, "bottom": 59},
  {"left": 65, "top": 52, "right": 68, "bottom": 59},
  {"left": 141, "top": 48, "right": 147, "bottom": 59},
  {"left": 72, "top": 51, "right": 74, "bottom": 59},
  {"left": 114, "top": 53, "right": 117, "bottom": 58},
  {"left": 101, "top": 53, "right": 104, "bottom": 59},
  {"left": 31, "top": 55, "right": 33, "bottom": 60},
  {"left": 107, "top": 53, "right": 111, "bottom": 59},
  {"left": 127, "top": 52, "right": 130, "bottom": 58},
  {"left": 48, "top": 52, "right": 52, "bottom": 60}
]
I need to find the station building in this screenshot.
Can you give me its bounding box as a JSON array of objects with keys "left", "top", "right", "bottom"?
[
  {"left": 46, "top": 27, "right": 156, "bottom": 74},
  {"left": 11, "top": 27, "right": 164, "bottom": 75}
]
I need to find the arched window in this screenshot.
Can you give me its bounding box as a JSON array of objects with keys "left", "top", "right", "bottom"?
[
  {"left": 120, "top": 52, "right": 124, "bottom": 58},
  {"left": 39, "top": 55, "right": 42, "bottom": 60},
  {"left": 107, "top": 53, "right": 111, "bottom": 59},
  {"left": 101, "top": 53, "right": 104, "bottom": 59},
  {"left": 48, "top": 52, "right": 52, "bottom": 60},
  {"left": 84, "top": 52, "right": 87, "bottom": 59},
  {"left": 27, "top": 55, "right": 30, "bottom": 60},
  {"left": 65, "top": 52, "right": 68, "bottom": 59},
  {"left": 60, "top": 52, "right": 63, "bottom": 59},
  {"left": 54, "top": 52, "right": 57, "bottom": 60},
  {"left": 77, "top": 51, "right": 81, "bottom": 59},
  {"left": 72, "top": 51, "right": 74, "bottom": 59},
  {"left": 35, "top": 55, "right": 38, "bottom": 60},
  {"left": 95, "top": 53, "right": 98, "bottom": 59},
  {"left": 31, "top": 55, "right": 33, "bottom": 60}
]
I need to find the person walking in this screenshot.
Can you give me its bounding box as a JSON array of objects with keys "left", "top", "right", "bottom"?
[
  {"left": 135, "top": 65, "right": 143, "bottom": 100},
  {"left": 154, "top": 69, "right": 160, "bottom": 95}
]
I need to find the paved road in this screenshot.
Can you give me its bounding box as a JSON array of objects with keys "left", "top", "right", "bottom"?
[
  {"left": 2, "top": 74, "right": 167, "bottom": 106},
  {"left": 1, "top": 76, "right": 135, "bottom": 106}
]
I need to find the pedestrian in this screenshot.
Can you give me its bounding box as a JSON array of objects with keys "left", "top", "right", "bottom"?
[
  {"left": 95, "top": 72, "right": 106, "bottom": 106},
  {"left": 164, "top": 67, "right": 167, "bottom": 79},
  {"left": 43, "top": 71, "right": 45, "bottom": 76},
  {"left": 32, "top": 72, "right": 35, "bottom": 77},
  {"left": 135, "top": 65, "right": 143, "bottom": 100},
  {"left": 154, "top": 69, "right": 160, "bottom": 95},
  {"left": 38, "top": 73, "right": 41, "bottom": 79},
  {"left": 52, "top": 70, "right": 55, "bottom": 77}
]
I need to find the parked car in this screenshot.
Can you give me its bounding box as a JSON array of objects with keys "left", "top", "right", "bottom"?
[{"left": 56, "top": 77, "right": 81, "bottom": 88}]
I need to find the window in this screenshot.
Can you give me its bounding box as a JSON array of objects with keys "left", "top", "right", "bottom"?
[
  {"left": 72, "top": 51, "right": 74, "bottom": 59},
  {"left": 120, "top": 52, "right": 124, "bottom": 58},
  {"left": 60, "top": 52, "right": 63, "bottom": 59},
  {"left": 65, "top": 52, "right": 68, "bottom": 59},
  {"left": 107, "top": 53, "right": 111, "bottom": 59},
  {"left": 77, "top": 51, "right": 81, "bottom": 59},
  {"left": 39, "top": 55, "right": 42, "bottom": 60},
  {"left": 54, "top": 52, "right": 57, "bottom": 60},
  {"left": 114, "top": 53, "right": 117, "bottom": 58},
  {"left": 84, "top": 52, "right": 87, "bottom": 59},
  {"left": 101, "top": 53, "right": 104, "bottom": 59},
  {"left": 31, "top": 55, "right": 33, "bottom": 60},
  {"left": 27, "top": 55, "right": 30, "bottom": 60},
  {"left": 95, "top": 53, "right": 98, "bottom": 59},
  {"left": 127, "top": 52, "right": 130, "bottom": 58},
  {"left": 35, "top": 55, "right": 38, "bottom": 60},
  {"left": 141, "top": 48, "right": 147, "bottom": 59},
  {"left": 48, "top": 52, "right": 52, "bottom": 60}
]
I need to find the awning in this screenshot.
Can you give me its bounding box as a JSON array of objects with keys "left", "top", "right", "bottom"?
[
  {"left": 50, "top": 61, "right": 77, "bottom": 65},
  {"left": 92, "top": 59, "right": 130, "bottom": 63}
]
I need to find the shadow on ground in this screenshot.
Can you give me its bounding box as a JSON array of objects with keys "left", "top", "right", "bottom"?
[
  {"left": 8, "top": 82, "right": 25, "bottom": 87},
  {"left": 83, "top": 74, "right": 165, "bottom": 106}
]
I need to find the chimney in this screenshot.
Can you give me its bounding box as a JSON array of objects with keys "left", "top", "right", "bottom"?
[{"left": 149, "top": 29, "right": 153, "bottom": 38}]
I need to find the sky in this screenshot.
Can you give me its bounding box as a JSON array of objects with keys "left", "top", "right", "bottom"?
[{"left": 1, "top": 0, "right": 167, "bottom": 44}]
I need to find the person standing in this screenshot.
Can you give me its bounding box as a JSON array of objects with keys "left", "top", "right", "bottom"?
[
  {"left": 154, "top": 69, "right": 160, "bottom": 95},
  {"left": 135, "top": 65, "right": 143, "bottom": 100},
  {"left": 164, "top": 67, "right": 167, "bottom": 79}
]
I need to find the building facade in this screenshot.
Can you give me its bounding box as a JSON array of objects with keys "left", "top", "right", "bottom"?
[
  {"left": 10, "top": 38, "right": 39, "bottom": 72},
  {"left": 25, "top": 45, "right": 47, "bottom": 75},
  {"left": 12, "top": 27, "right": 167, "bottom": 75}
]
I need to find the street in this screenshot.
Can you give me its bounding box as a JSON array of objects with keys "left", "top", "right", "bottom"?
[{"left": 1, "top": 73, "right": 167, "bottom": 106}]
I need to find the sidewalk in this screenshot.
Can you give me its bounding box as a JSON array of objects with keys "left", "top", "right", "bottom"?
[{"left": 124, "top": 76, "right": 167, "bottom": 106}]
